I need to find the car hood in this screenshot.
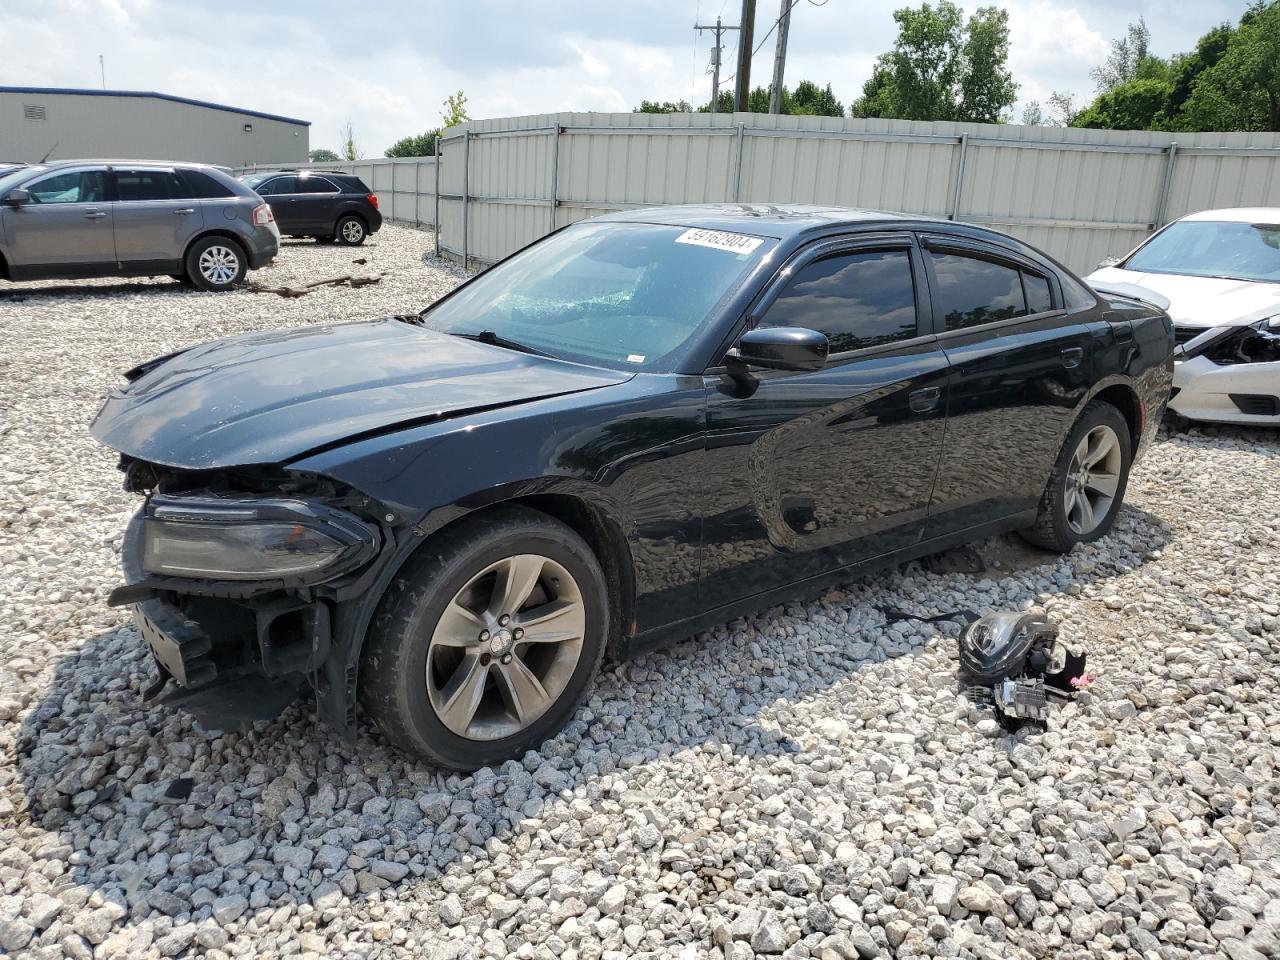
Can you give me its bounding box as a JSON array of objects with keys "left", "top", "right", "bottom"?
[
  {"left": 91, "top": 318, "right": 633, "bottom": 469},
  {"left": 1087, "top": 266, "right": 1280, "bottom": 329}
]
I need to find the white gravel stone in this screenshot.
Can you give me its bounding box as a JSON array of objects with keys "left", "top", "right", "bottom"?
[{"left": 1, "top": 224, "right": 1279, "bottom": 959}]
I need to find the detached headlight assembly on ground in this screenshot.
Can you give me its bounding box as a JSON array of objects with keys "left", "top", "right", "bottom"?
[{"left": 142, "top": 494, "right": 380, "bottom": 584}]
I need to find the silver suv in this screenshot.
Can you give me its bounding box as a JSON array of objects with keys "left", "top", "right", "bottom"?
[{"left": 0, "top": 161, "right": 279, "bottom": 291}]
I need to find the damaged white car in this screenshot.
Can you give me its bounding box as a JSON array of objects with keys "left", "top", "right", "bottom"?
[{"left": 1089, "top": 208, "right": 1280, "bottom": 425}]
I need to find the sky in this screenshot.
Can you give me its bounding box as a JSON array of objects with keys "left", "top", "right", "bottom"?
[{"left": 0, "top": 0, "right": 1252, "bottom": 156}]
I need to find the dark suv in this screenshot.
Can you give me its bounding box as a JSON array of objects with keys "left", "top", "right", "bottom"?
[
  {"left": 239, "top": 171, "right": 381, "bottom": 245},
  {"left": 0, "top": 161, "right": 279, "bottom": 291}
]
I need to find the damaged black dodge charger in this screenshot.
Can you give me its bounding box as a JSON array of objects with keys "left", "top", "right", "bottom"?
[{"left": 93, "top": 205, "right": 1174, "bottom": 769}]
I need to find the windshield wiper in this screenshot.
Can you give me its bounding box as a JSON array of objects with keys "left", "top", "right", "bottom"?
[{"left": 451, "top": 330, "right": 554, "bottom": 358}]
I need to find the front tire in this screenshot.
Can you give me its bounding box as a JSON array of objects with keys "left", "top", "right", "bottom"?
[
  {"left": 185, "top": 236, "right": 246, "bottom": 291},
  {"left": 335, "top": 215, "right": 367, "bottom": 246},
  {"left": 359, "top": 506, "right": 610, "bottom": 769},
  {"left": 1021, "top": 401, "right": 1131, "bottom": 552}
]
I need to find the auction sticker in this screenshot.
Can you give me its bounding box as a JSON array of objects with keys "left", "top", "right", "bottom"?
[{"left": 675, "top": 228, "right": 764, "bottom": 256}]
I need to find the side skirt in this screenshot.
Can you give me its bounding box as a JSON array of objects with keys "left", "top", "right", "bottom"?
[{"left": 623, "top": 510, "right": 1038, "bottom": 659}]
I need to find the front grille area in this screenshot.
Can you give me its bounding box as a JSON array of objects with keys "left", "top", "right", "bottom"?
[
  {"left": 1229, "top": 394, "right": 1280, "bottom": 416},
  {"left": 1173, "top": 327, "right": 1204, "bottom": 347}
]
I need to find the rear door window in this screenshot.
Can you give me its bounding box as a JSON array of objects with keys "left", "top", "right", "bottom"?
[
  {"left": 928, "top": 250, "right": 1028, "bottom": 331},
  {"left": 761, "top": 248, "right": 920, "bottom": 353},
  {"left": 115, "top": 170, "right": 186, "bottom": 202},
  {"left": 298, "top": 176, "right": 338, "bottom": 194}
]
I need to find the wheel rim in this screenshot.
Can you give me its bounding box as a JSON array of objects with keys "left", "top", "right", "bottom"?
[
  {"left": 197, "top": 245, "right": 240, "bottom": 285},
  {"left": 341, "top": 220, "right": 363, "bottom": 242},
  {"left": 1064, "top": 424, "right": 1122, "bottom": 535},
  {"left": 426, "top": 554, "right": 585, "bottom": 741}
]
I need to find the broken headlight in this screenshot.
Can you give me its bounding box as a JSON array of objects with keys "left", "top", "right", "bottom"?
[{"left": 142, "top": 494, "right": 379, "bottom": 583}]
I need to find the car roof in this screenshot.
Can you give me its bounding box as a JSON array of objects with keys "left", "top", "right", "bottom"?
[
  {"left": 20, "top": 159, "right": 227, "bottom": 171},
  {"left": 1178, "top": 207, "right": 1280, "bottom": 224},
  {"left": 595, "top": 203, "right": 958, "bottom": 241},
  {"left": 245, "top": 170, "right": 354, "bottom": 178}
]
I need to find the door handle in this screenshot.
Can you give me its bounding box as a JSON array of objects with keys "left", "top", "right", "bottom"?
[
  {"left": 174, "top": 208, "right": 196, "bottom": 216},
  {"left": 83, "top": 211, "right": 107, "bottom": 220},
  {"left": 909, "top": 386, "right": 941, "bottom": 413},
  {"left": 1061, "top": 347, "right": 1084, "bottom": 369}
]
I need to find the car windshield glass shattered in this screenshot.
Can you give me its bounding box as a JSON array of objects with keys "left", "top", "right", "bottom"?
[
  {"left": 1125, "top": 220, "right": 1280, "bottom": 283},
  {"left": 418, "top": 221, "right": 774, "bottom": 370}
]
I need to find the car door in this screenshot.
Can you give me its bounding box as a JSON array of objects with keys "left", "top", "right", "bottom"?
[
  {"left": 297, "top": 175, "right": 341, "bottom": 233},
  {"left": 111, "top": 168, "right": 204, "bottom": 270},
  {"left": 699, "top": 234, "right": 950, "bottom": 609},
  {"left": 256, "top": 176, "right": 305, "bottom": 233},
  {"left": 919, "top": 235, "right": 1105, "bottom": 540},
  {"left": 0, "top": 167, "right": 114, "bottom": 275}
]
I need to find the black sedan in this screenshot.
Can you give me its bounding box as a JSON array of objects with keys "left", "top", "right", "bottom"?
[{"left": 92, "top": 204, "right": 1173, "bottom": 769}]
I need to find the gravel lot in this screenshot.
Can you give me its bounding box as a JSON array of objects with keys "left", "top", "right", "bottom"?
[{"left": 1, "top": 224, "right": 1278, "bottom": 960}]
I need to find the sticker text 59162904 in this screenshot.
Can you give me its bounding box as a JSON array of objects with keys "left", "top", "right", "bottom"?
[{"left": 675, "top": 228, "right": 765, "bottom": 256}]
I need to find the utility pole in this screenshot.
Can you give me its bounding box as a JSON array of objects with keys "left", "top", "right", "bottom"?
[
  {"left": 695, "top": 17, "right": 740, "bottom": 113},
  {"left": 769, "top": 0, "right": 792, "bottom": 114},
  {"left": 734, "top": 0, "right": 757, "bottom": 112},
  {"left": 98, "top": 55, "right": 105, "bottom": 89}
]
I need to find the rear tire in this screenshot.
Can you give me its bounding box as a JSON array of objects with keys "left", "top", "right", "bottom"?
[
  {"left": 185, "top": 236, "right": 246, "bottom": 292},
  {"left": 335, "top": 215, "right": 367, "bottom": 246},
  {"left": 359, "top": 506, "right": 610, "bottom": 769},
  {"left": 1020, "top": 401, "right": 1131, "bottom": 552}
]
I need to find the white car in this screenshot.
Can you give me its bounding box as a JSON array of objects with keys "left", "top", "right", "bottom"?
[{"left": 1089, "top": 208, "right": 1280, "bottom": 425}]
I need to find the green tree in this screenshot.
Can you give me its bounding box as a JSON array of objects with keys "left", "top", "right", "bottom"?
[
  {"left": 1092, "top": 18, "right": 1153, "bottom": 93},
  {"left": 1181, "top": 2, "right": 1280, "bottom": 131},
  {"left": 442, "top": 91, "right": 469, "bottom": 128},
  {"left": 850, "top": 1, "right": 1016, "bottom": 122},
  {"left": 1073, "top": 78, "right": 1175, "bottom": 129},
  {"left": 635, "top": 99, "right": 693, "bottom": 113},
  {"left": 790, "top": 80, "right": 845, "bottom": 116},
  {"left": 384, "top": 131, "right": 440, "bottom": 157},
  {"left": 309, "top": 148, "right": 340, "bottom": 162},
  {"left": 339, "top": 121, "right": 361, "bottom": 161}
]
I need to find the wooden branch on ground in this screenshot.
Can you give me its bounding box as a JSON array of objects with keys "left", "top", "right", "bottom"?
[{"left": 245, "top": 273, "right": 386, "bottom": 298}]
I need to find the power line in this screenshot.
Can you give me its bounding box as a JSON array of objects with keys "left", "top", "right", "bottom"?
[{"left": 720, "top": 0, "right": 800, "bottom": 89}]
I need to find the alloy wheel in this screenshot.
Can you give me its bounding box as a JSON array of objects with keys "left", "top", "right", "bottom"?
[
  {"left": 426, "top": 553, "right": 585, "bottom": 741},
  {"left": 341, "top": 220, "right": 364, "bottom": 243},
  {"left": 1064, "top": 424, "right": 1122, "bottom": 535},
  {"left": 197, "top": 245, "right": 240, "bottom": 286}
]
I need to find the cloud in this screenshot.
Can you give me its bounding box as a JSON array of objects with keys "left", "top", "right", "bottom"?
[{"left": 0, "top": 0, "right": 1255, "bottom": 157}]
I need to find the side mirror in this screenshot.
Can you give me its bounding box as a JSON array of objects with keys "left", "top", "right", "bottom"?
[
  {"left": 731, "top": 326, "right": 829, "bottom": 372},
  {"left": 1096, "top": 255, "right": 1121, "bottom": 270},
  {"left": 3, "top": 188, "right": 30, "bottom": 206}
]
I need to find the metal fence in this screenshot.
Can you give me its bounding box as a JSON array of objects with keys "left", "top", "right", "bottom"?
[{"left": 239, "top": 112, "right": 1280, "bottom": 275}]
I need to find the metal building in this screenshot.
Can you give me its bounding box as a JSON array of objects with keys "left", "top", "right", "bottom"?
[{"left": 0, "top": 86, "right": 309, "bottom": 167}]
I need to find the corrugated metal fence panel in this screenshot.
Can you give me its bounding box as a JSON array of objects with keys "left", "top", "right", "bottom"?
[
  {"left": 243, "top": 114, "right": 1280, "bottom": 273},
  {"left": 1166, "top": 132, "right": 1280, "bottom": 218}
]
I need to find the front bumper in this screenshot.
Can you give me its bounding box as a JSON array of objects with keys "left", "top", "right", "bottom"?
[
  {"left": 1170, "top": 355, "right": 1280, "bottom": 425},
  {"left": 116, "top": 507, "right": 343, "bottom": 725}
]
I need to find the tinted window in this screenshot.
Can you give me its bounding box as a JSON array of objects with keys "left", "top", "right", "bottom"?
[
  {"left": 1023, "top": 272, "right": 1053, "bottom": 313},
  {"left": 115, "top": 170, "right": 185, "bottom": 202},
  {"left": 930, "top": 251, "right": 1027, "bottom": 330},
  {"left": 183, "top": 170, "right": 235, "bottom": 199},
  {"left": 256, "top": 176, "right": 297, "bottom": 196},
  {"left": 26, "top": 170, "right": 107, "bottom": 204},
  {"left": 762, "top": 249, "right": 918, "bottom": 353},
  {"left": 298, "top": 176, "right": 338, "bottom": 194}
]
